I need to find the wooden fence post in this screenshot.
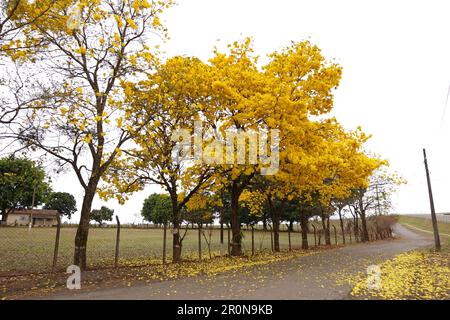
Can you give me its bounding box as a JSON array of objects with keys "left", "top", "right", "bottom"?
[
  {"left": 269, "top": 225, "right": 274, "bottom": 252},
  {"left": 332, "top": 225, "right": 337, "bottom": 245},
  {"left": 251, "top": 225, "right": 255, "bottom": 256},
  {"left": 52, "top": 213, "right": 61, "bottom": 273},
  {"left": 288, "top": 225, "right": 291, "bottom": 251},
  {"left": 114, "top": 216, "right": 121, "bottom": 268},
  {"left": 227, "top": 227, "right": 231, "bottom": 255},
  {"left": 163, "top": 222, "right": 167, "bottom": 264},
  {"left": 198, "top": 226, "right": 202, "bottom": 261}
]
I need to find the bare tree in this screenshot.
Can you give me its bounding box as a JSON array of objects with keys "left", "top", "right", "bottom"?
[{"left": 345, "top": 168, "right": 404, "bottom": 242}]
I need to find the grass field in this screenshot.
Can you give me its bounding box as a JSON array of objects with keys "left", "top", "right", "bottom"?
[
  {"left": 397, "top": 215, "right": 450, "bottom": 252},
  {"left": 397, "top": 215, "right": 450, "bottom": 241},
  {"left": 0, "top": 225, "right": 347, "bottom": 276}
]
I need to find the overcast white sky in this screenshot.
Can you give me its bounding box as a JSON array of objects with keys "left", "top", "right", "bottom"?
[{"left": 53, "top": 0, "right": 450, "bottom": 223}]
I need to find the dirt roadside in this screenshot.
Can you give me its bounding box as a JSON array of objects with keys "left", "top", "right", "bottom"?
[{"left": 35, "top": 224, "right": 432, "bottom": 300}]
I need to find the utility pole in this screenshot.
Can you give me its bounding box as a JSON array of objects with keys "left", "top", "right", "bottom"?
[{"left": 423, "top": 148, "right": 441, "bottom": 251}]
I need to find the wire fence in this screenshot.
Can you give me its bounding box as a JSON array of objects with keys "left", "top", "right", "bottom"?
[{"left": 0, "top": 217, "right": 391, "bottom": 277}]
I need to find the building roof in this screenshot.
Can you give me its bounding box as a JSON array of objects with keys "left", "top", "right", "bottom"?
[{"left": 10, "top": 209, "right": 59, "bottom": 218}]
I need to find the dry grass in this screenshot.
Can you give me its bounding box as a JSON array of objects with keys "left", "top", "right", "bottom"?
[
  {"left": 0, "top": 226, "right": 336, "bottom": 275},
  {"left": 397, "top": 215, "right": 450, "bottom": 237}
]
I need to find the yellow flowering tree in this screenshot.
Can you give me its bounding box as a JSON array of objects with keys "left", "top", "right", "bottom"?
[
  {"left": 0, "top": 1, "right": 60, "bottom": 124},
  {"left": 0, "top": 0, "right": 56, "bottom": 43},
  {"left": 290, "top": 120, "right": 383, "bottom": 245},
  {"left": 202, "top": 39, "right": 273, "bottom": 256},
  {"left": 306, "top": 121, "right": 383, "bottom": 244},
  {"left": 5, "top": 0, "right": 173, "bottom": 269},
  {"left": 241, "top": 118, "right": 383, "bottom": 249},
  {"left": 100, "top": 56, "right": 215, "bottom": 262},
  {"left": 206, "top": 40, "right": 343, "bottom": 256}
]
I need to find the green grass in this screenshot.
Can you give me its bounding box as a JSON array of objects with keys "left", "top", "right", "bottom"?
[
  {"left": 0, "top": 226, "right": 346, "bottom": 276},
  {"left": 397, "top": 215, "right": 450, "bottom": 236},
  {"left": 397, "top": 215, "right": 450, "bottom": 248}
]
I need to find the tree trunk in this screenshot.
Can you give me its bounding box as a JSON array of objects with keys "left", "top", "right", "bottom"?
[
  {"left": 288, "top": 226, "right": 291, "bottom": 251},
  {"left": 172, "top": 222, "right": 182, "bottom": 262},
  {"left": 74, "top": 180, "right": 98, "bottom": 270},
  {"left": 170, "top": 193, "right": 182, "bottom": 263},
  {"left": 288, "top": 220, "right": 294, "bottom": 232},
  {"left": 358, "top": 198, "right": 369, "bottom": 242},
  {"left": 268, "top": 196, "right": 280, "bottom": 252},
  {"left": 338, "top": 208, "right": 346, "bottom": 244},
  {"left": 353, "top": 214, "right": 359, "bottom": 242},
  {"left": 273, "top": 217, "right": 280, "bottom": 252},
  {"left": 230, "top": 183, "right": 242, "bottom": 256},
  {"left": 321, "top": 213, "right": 331, "bottom": 245},
  {"left": 326, "top": 216, "right": 331, "bottom": 245},
  {"left": 300, "top": 211, "right": 309, "bottom": 250},
  {"left": 262, "top": 214, "right": 267, "bottom": 231},
  {"left": 359, "top": 210, "right": 369, "bottom": 242}
]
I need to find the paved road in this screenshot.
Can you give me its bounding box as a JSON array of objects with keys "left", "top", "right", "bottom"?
[{"left": 44, "top": 224, "right": 432, "bottom": 300}]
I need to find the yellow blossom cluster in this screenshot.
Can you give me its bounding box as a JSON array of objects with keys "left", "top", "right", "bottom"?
[{"left": 351, "top": 250, "right": 450, "bottom": 300}]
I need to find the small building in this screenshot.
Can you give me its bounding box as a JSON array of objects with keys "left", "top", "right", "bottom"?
[{"left": 5, "top": 209, "right": 59, "bottom": 227}]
